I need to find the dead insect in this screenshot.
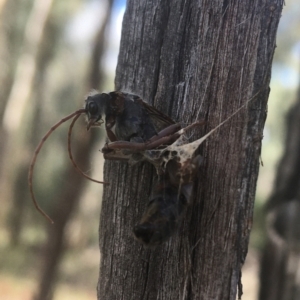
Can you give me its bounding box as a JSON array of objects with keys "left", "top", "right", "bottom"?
[
  {"left": 29, "top": 85, "right": 265, "bottom": 224},
  {"left": 84, "top": 91, "right": 182, "bottom": 162},
  {"left": 85, "top": 91, "right": 176, "bottom": 142},
  {"left": 29, "top": 91, "right": 178, "bottom": 223}
]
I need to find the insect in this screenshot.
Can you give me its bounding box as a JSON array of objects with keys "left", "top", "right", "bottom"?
[
  {"left": 29, "top": 87, "right": 265, "bottom": 226},
  {"left": 29, "top": 91, "right": 181, "bottom": 223},
  {"left": 85, "top": 91, "right": 175, "bottom": 141},
  {"left": 84, "top": 91, "right": 183, "bottom": 163}
]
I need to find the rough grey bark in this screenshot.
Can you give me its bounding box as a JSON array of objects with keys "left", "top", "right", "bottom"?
[
  {"left": 259, "top": 72, "right": 300, "bottom": 300},
  {"left": 98, "top": 1, "right": 283, "bottom": 299}
]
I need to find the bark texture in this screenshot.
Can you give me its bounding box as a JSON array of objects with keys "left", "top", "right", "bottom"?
[
  {"left": 98, "top": 1, "right": 283, "bottom": 299},
  {"left": 259, "top": 75, "right": 300, "bottom": 300}
]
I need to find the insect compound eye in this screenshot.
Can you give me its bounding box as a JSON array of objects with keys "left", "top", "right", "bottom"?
[{"left": 87, "top": 101, "right": 99, "bottom": 116}]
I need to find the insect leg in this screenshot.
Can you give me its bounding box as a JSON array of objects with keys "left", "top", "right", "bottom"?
[{"left": 147, "top": 124, "right": 182, "bottom": 143}]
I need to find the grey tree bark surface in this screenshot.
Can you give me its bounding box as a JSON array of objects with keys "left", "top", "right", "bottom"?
[{"left": 98, "top": 1, "right": 283, "bottom": 299}]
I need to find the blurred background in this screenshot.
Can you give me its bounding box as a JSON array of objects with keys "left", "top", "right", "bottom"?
[{"left": 0, "top": 0, "right": 299, "bottom": 299}]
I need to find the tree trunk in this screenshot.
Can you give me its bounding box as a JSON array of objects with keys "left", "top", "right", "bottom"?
[
  {"left": 259, "top": 68, "right": 300, "bottom": 300},
  {"left": 0, "top": 0, "right": 53, "bottom": 223},
  {"left": 98, "top": 0, "right": 283, "bottom": 299},
  {"left": 8, "top": 1, "right": 63, "bottom": 246}
]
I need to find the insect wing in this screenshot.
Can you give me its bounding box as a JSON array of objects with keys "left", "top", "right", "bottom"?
[{"left": 134, "top": 98, "right": 175, "bottom": 132}]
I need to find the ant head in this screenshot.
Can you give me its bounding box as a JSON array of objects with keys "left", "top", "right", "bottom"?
[{"left": 85, "top": 93, "right": 111, "bottom": 130}]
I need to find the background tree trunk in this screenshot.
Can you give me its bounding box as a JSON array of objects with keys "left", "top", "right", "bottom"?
[
  {"left": 8, "top": 0, "right": 62, "bottom": 246},
  {"left": 0, "top": 0, "right": 53, "bottom": 227},
  {"left": 33, "top": 1, "right": 114, "bottom": 299},
  {"left": 259, "top": 65, "right": 300, "bottom": 300},
  {"left": 98, "top": 0, "right": 283, "bottom": 299}
]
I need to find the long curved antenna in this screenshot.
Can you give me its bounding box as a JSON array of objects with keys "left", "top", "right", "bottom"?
[
  {"left": 68, "top": 113, "right": 108, "bottom": 185},
  {"left": 28, "top": 109, "right": 86, "bottom": 223}
]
